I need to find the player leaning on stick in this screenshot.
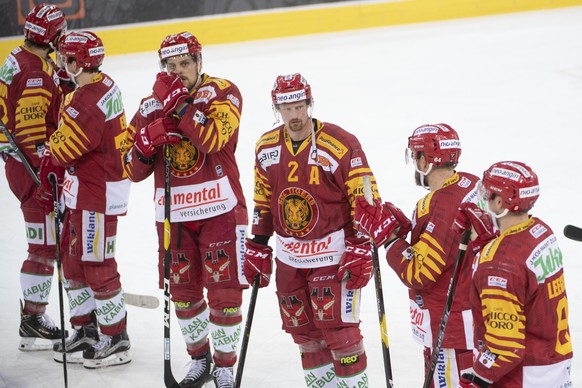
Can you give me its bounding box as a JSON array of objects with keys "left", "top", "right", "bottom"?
[
  {"left": 244, "top": 73, "right": 379, "bottom": 387},
  {"left": 454, "top": 161, "right": 573, "bottom": 387},
  {"left": 355, "top": 124, "right": 497, "bottom": 387},
  {"left": 0, "top": 3, "right": 68, "bottom": 351},
  {"left": 37, "top": 30, "right": 133, "bottom": 368},
  {"left": 123, "top": 31, "right": 248, "bottom": 387}
]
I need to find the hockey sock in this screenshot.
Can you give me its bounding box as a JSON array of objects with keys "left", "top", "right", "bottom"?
[
  {"left": 20, "top": 256, "right": 55, "bottom": 314},
  {"left": 299, "top": 341, "right": 336, "bottom": 388},
  {"left": 176, "top": 300, "right": 210, "bottom": 357},
  {"left": 94, "top": 288, "right": 127, "bottom": 335},
  {"left": 65, "top": 281, "right": 96, "bottom": 328},
  {"left": 209, "top": 306, "right": 242, "bottom": 367}
]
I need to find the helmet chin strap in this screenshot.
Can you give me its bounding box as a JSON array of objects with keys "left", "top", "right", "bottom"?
[
  {"left": 65, "top": 66, "right": 82, "bottom": 87},
  {"left": 307, "top": 103, "right": 318, "bottom": 161},
  {"left": 415, "top": 161, "right": 433, "bottom": 190},
  {"left": 485, "top": 202, "right": 508, "bottom": 230}
]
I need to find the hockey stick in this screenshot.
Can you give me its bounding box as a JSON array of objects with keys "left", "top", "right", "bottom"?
[
  {"left": 2, "top": 122, "right": 158, "bottom": 310},
  {"left": 422, "top": 230, "right": 471, "bottom": 388},
  {"left": 564, "top": 225, "right": 582, "bottom": 242},
  {"left": 162, "top": 144, "right": 180, "bottom": 388},
  {"left": 49, "top": 173, "right": 68, "bottom": 388},
  {"left": 125, "top": 293, "right": 160, "bottom": 309},
  {"left": 235, "top": 275, "right": 260, "bottom": 388},
  {"left": 0, "top": 120, "right": 40, "bottom": 185},
  {"left": 363, "top": 176, "right": 394, "bottom": 388}
]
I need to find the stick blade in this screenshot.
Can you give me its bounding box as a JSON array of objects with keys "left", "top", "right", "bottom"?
[
  {"left": 564, "top": 225, "right": 582, "bottom": 242},
  {"left": 124, "top": 293, "right": 160, "bottom": 309}
]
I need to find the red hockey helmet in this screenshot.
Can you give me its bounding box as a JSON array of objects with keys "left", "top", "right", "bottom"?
[
  {"left": 271, "top": 73, "right": 312, "bottom": 106},
  {"left": 407, "top": 123, "right": 461, "bottom": 167},
  {"left": 24, "top": 3, "right": 67, "bottom": 49},
  {"left": 480, "top": 161, "right": 540, "bottom": 213},
  {"left": 58, "top": 31, "right": 105, "bottom": 70},
  {"left": 158, "top": 31, "right": 202, "bottom": 64}
]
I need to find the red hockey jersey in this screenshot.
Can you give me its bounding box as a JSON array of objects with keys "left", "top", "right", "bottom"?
[
  {"left": 251, "top": 120, "right": 379, "bottom": 268},
  {"left": 386, "top": 172, "right": 479, "bottom": 349},
  {"left": 470, "top": 217, "right": 573, "bottom": 387},
  {"left": 124, "top": 73, "right": 247, "bottom": 224},
  {"left": 50, "top": 72, "right": 130, "bottom": 215}
]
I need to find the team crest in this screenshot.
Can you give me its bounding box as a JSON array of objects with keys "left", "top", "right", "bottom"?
[
  {"left": 170, "top": 252, "right": 191, "bottom": 284},
  {"left": 278, "top": 187, "right": 319, "bottom": 237},
  {"left": 170, "top": 139, "right": 205, "bottom": 177},
  {"left": 204, "top": 249, "right": 231, "bottom": 283},
  {"left": 311, "top": 287, "right": 335, "bottom": 321},
  {"left": 280, "top": 295, "right": 310, "bottom": 327}
]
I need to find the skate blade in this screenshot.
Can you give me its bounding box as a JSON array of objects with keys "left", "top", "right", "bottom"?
[
  {"left": 53, "top": 350, "right": 84, "bottom": 364},
  {"left": 18, "top": 337, "right": 58, "bottom": 351},
  {"left": 83, "top": 351, "right": 131, "bottom": 369}
]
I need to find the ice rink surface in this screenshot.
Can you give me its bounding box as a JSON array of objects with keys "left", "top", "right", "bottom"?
[{"left": 1, "top": 6, "right": 582, "bottom": 387}]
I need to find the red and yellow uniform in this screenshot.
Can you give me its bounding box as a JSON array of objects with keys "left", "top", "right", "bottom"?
[
  {"left": 51, "top": 72, "right": 130, "bottom": 215},
  {"left": 124, "top": 73, "right": 247, "bottom": 365},
  {"left": 252, "top": 119, "right": 379, "bottom": 385},
  {"left": 470, "top": 217, "right": 573, "bottom": 387},
  {"left": 0, "top": 45, "right": 62, "bottom": 310},
  {"left": 386, "top": 172, "right": 480, "bottom": 384},
  {"left": 49, "top": 72, "right": 130, "bottom": 335}
]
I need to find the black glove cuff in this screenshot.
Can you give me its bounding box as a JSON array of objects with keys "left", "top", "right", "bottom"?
[
  {"left": 134, "top": 148, "right": 156, "bottom": 165},
  {"left": 461, "top": 373, "right": 490, "bottom": 388},
  {"left": 252, "top": 235, "right": 270, "bottom": 246}
]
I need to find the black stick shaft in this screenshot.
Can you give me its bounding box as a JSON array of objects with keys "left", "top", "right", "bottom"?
[
  {"left": 49, "top": 173, "right": 68, "bottom": 388},
  {"left": 362, "top": 176, "right": 394, "bottom": 387},
  {"left": 422, "top": 231, "right": 471, "bottom": 388},
  {"left": 163, "top": 145, "right": 180, "bottom": 388},
  {"left": 0, "top": 120, "right": 40, "bottom": 185},
  {"left": 234, "top": 275, "right": 260, "bottom": 388},
  {"left": 371, "top": 244, "right": 395, "bottom": 388}
]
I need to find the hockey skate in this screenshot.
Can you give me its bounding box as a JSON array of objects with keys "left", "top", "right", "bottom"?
[
  {"left": 53, "top": 323, "right": 99, "bottom": 364},
  {"left": 19, "top": 303, "right": 67, "bottom": 351},
  {"left": 179, "top": 351, "right": 213, "bottom": 388},
  {"left": 212, "top": 365, "right": 234, "bottom": 388},
  {"left": 82, "top": 329, "right": 131, "bottom": 369}
]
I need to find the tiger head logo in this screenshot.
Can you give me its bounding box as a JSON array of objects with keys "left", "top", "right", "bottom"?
[
  {"left": 284, "top": 197, "right": 310, "bottom": 230},
  {"left": 278, "top": 188, "right": 318, "bottom": 237},
  {"left": 170, "top": 139, "right": 205, "bottom": 177}
]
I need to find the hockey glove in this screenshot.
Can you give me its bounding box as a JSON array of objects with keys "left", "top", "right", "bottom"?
[
  {"left": 35, "top": 146, "right": 65, "bottom": 214},
  {"left": 354, "top": 196, "right": 399, "bottom": 246},
  {"left": 133, "top": 117, "right": 182, "bottom": 159},
  {"left": 459, "top": 373, "right": 491, "bottom": 388},
  {"left": 384, "top": 202, "right": 412, "bottom": 240},
  {"left": 453, "top": 202, "right": 499, "bottom": 254},
  {"left": 338, "top": 237, "right": 373, "bottom": 289},
  {"left": 152, "top": 72, "right": 192, "bottom": 116},
  {"left": 243, "top": 239, "right": 273, "bottom": 288}
]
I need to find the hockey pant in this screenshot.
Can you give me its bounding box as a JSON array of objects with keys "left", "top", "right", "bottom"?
[
  {"left": 60, "top": 209, "right": 127, "bottom": 336},
  {"left": 156, "top": 210, "right": 246, "bottom": 367}
]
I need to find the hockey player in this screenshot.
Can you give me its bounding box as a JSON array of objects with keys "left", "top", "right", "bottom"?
[
  {"left": 455, "top": 161, "right": 573, "bottom": 387},
  {"left": 37, "top": 30, "right": 132, "bottom": 369},
  {"left": 354, "top": 124, "right": 494, "bottom": 387},
  {"left": 0, "top": 3, "right": 67, "bottom": 351},
  {"left": 123, "top": 31, "right": 248, "bottom": 387},
  {"left": 244, "top": 73, "right": 378, "bottom": 387}
]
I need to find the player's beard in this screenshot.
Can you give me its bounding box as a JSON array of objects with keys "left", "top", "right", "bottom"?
[{"left": 288, "top": 118, "right": 308, "bottom": 134}]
